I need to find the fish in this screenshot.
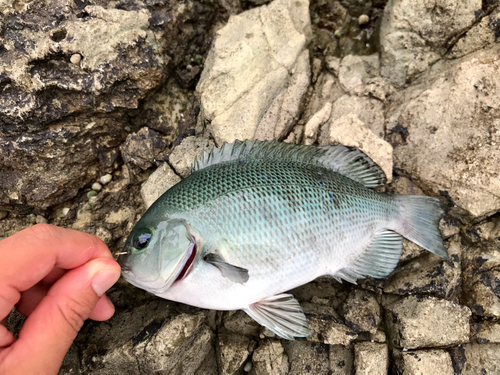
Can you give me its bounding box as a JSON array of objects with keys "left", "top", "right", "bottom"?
[{"left": 118, "top": 140, "right": 447, "bottom": 340}]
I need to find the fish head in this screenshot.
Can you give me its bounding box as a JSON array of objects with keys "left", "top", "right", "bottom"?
[{"left": 118, "top": 218, "right": 198, "bottom": 294}]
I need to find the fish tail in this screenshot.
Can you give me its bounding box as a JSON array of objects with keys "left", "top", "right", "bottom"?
[{"left": 393, "top": 195, "right": 448, "bottom": 259}]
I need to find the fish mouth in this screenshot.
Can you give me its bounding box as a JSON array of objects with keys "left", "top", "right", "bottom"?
[{"left": 174, "top": 242, "right": 197, "bottom": 283}]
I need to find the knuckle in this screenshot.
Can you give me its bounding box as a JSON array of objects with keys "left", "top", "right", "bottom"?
[
  {"left": 27, "top": 223, "right": 57, "bottom": 241},
  {"left": 56, "top": 295, "right": 92, "bottom": 334}
]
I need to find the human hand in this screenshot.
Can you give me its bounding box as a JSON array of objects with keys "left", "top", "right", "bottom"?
[{"left": 0, "top": 224, "right": 121, "bottom": 375}]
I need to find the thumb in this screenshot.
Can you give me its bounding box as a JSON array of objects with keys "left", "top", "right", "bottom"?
[{"left": 7, "top": 258, "right": 121, "bottom": 375}]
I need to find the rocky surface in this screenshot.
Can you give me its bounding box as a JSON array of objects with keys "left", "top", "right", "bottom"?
[{"left": 1, "top": 0, "right": 500, "bottom": 373}]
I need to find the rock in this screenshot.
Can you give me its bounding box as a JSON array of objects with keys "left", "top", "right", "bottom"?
[
  {"left": 169, "top": 136, "right": 214, "bottom": 178},
  {"left": 101, "top": 174, "right": 113, "bottom": 185},
  {"left": 141, "top": 163, "right": 181, "bottom": 209},
  {"left": 329, "top": 344, "right": 354, "bottom": 375},
  {"left": 92, "top": 182, "right": 103, "bottom": 192},
  {"left": 223, "top": 310, "right": 262, "bottom": 337},
  {"left": 302, "top": 72, "right": 343, "bottom": 127},
  {"left": 0, "top": 210, "right": 8, "bottom": 220},
  {"left": 216, "top": 333, "right": 255, "bottom": 375},
  {"left": 197, "top": 0, "right": 312, "bottom": 144},
  {"left": 386, "top": 46, "right": 500, "bottom": 219},
  {"left": 380, "top": 0, "right": 481, "bottom": 87},
  {"left": 338, "top": 54, "right": 379, "bottom": 93},
  {"left": 448, "top": 10, "right": 499, "bottom": 59},
  {"left": 251, "top": 340, "right": 288, "bottom": 375},
  {"left": 461, "top": 343, "right": 500, "bottom": 375},
  {"left": 358, "top": 14, "right": 369, "bottom": 25},
  {"left": 303, "top": 102, "right": 332, "bottom": 145},
  {"left": 306, "top": 310, "right": 358, "bottom": 345},
  {"left": 70, "top": 53, "right": 82, "bottom": 65},
  {"left": 35, "top": 215, "right": 48, "bottom": 224},
  {"left": 325, "top": 114, "right": 393, "bottom": 182},
  {"left": 471, "top": 322, "right": 500, "bottom": 344},
  {"left": 393, "top": 349, "right": 454, "bottom": 375},
  {"left": 384, "top": 235, "right": 461, "bottom": 299},
  {"left": 353, "top": 342, "right": 388, "bottom": 375},
  {"left": 283, "top": 340, "right": 330, "bottom": 374},
  {"left": 120, "top": 127, "right": 170, "bottom": 172},
  {"left": 341, "top": 289, "right": 381, "bottom": 334},
  {"left": 385, "top": 295, "right": 471, "bottom": 349}
]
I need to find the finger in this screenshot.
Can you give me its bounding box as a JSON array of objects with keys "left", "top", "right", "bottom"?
[
  {"left": 4, "top": 258, "right": 120, "bottom": 374},
  {"left": 89, "top": 295, "right": 115, "bottom": 321},
  {"left": 0, "top": 325, "right": 15, "bottom": 348},
  {"left": 0, "top": 224, "right": 112, "bottom": 321}
]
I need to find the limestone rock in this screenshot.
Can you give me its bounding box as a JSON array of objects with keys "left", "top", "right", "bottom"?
[
  {"left": 384, "top": 235, "right": 461, "bottom": 299},
  {"left": 471, "top": 322, "right": 500, "bottom": 344},
  {"left": 338, "top": 54, "right": 380, "bottom": 93},
  {"left": 341, "top": 289, "right": 381, "bottom": 335},
  {"left": 197, "top": 0, "right": 312, "bottom": 144},
  {"left": 393, "top": 349, "right": 454, "bottom": 375},
  {"left": 380, "top": 0, "right": 481, "bottom": 87},
  {"left": 306, "top": 312, "right": 358, "bottom": 345},
  {"left": 326, "top": 114, "right": 393, "bottom": 182},
  {"left": 329, "top": 344, "right": 354, "bottom": 375},
  {"left": 386, "top": 46, "right": 500, "bottom": 219},
  {"left": 120, "top": 127, "right": 170, "bottom": 172},
  {"left": 283, "top": 340, "right": 330, "bottom": 375},
  {"left": 223, "top": 310, "right": 262, "bottom": 337},
  {"left": 461, "top": 343, "right": 500, "bottom": 375},
  {"left": 217, "top": 333, "right": 255, "bottom": 375},
  {"left": 385, "top": 295, "right": 471, "bottom": 349},
  {"left": 303, "top": 102, "right": 332, "bottom": 145},
  {"left": 354, "top": 342, "right": 388, "bottom": 375},
  {"left": 141, "top": 163, "right": 181, "bottom": 209},
  {"left": 169, "top": 136, "right": 215, "bottom": 178},
  {"left": 251, "top": 340, "right": 288, "bottom": 375}
]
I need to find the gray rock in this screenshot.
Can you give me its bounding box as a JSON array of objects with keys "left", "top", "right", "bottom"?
[
  {"left": 197, "top": 0, "right": 312, "bottom": 144},
  {"left": 169, "top": 136, "right": 214, "bottom": 178},
  {"left": 250, "top": 340, "right": 288, "bottom": 375},
  {"left": 338, "top": 54, "right": 379, "bottom": 94},
  {"left": 120, "top": 127, "right": 170, "bottom": 172},
  {"left": 283, "top": 340, "right": 330, "bottom": 375},
  {"left": 216, "top": 333, "right": 255, "bottom": 375},
  {"left": 385, "top": 295, "right": 471, "bottom": 349},
  {"left": 384, "top": 235, "right": 461, "bottom": 299},
  {"left": 380, "top": 0, "right": 481, "bottom": 87},
  {"left": 386, "top": 46, "right": 500, "bottom": 219},
  {"left": 141, "top": 163, "right": 181, "bottom": 209},
  {"left": 353, "top": 342, "right": 388, "bottom": 375},
  {"left": 461, "top": 343, "right": 500, "bottom": 375},
  {"left": 341, "top": 289, "right": 381, "bottom": 334},
  {"left": 393, "top": 349, "right": 454, "bottom": 375},
  {"left": 329, "top": 344, "right": 354, "bottom": 375}
]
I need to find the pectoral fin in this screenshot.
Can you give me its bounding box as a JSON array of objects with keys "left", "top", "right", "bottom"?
[
  {"left": 243, "top": 294, "right": 311, "bottom": 340},
  {"left": 204, "top": 253, "right": 249, "bottom": 284}
]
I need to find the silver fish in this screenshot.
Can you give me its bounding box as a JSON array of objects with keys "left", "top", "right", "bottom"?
[{"left": 118, "top": 141, "right": 447, "bottom": 339}]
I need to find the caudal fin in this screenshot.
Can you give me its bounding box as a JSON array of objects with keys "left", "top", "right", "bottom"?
[{"left": 394, "top": 195, "right": 448, "bottom": 259}]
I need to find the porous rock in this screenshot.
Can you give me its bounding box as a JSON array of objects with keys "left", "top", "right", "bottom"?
[
  {"left": 386, "top": 46, "right": 500, "bottom": 219},
  {"left": 471, "top": 322, "right": 500, "bottom": 344},
  {"left": 380, "top": 0, "right": 481, "bottom": 87},
  {"left": 197, "top": 0, "right": 312, "bottom": 144},
  {"left": 216, "top": 333, "right": 255, "bottom": 375},
  {"left": 223, "top": 310, "right": 262, "bottom": 337},
  {"left": 393, "top": 349, "right": 454, "bottom": 375},
  {"left": 461, "top": 343, "right": 500, "bottom": 375},
  {"left": 306, "top": 311, "right": 358, "bottom": 345},
  {"left": 283, "top": 340, "right": 330, "bottom": 375},
  {"left": 385, "top": 295, "right": 471, "bottom": 349},
  {"left": 141, "top": 163, "right": 181, "bottom": 209},
  {"left": 120, "top": 127, "right": 170, "bottom": 172},
  {"left": 384, "top": 235, "right": 461, "bottom": 299},
  {"left": 169, "top": 136, "right": 215, "bottom": 178},
  {"left": 329, "top": 344, "right": 354, "bottom": 375},
  {"left": 341, "top": 289, "right": 381, "bottom": 334},
  {"left": 250, "top": 340, "right": 288, "bottom": 375},
  {"left": 353, "top": 342, "right": 388, "bottom": 375},
  {"left": 338, "top": 54, "right": 379, "bottom": 93}
]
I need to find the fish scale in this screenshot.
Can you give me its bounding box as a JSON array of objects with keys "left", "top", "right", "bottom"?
[{"left": 119, "top": 140, "right": 447, "bottom": 339}]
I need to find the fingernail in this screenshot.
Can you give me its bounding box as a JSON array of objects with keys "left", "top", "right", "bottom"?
[{"left": 91, "top": 270, "right": 121, "bottom": 297}]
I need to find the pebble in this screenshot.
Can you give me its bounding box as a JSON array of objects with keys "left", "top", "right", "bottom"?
[
  {"left": 36, "top": 215, "right": 48, "bottom": 224},
  {"left": 87, "top": 190, "right": 98, "bottom": 199},
  {"left": 358, "top": 14, "right": 370, "bottom": 25},
  {"left": 243, "top": 362, "right": 252, "bottom": 372},
  {"left": 70, "top": 53, "right": 82, "bottom": 64},
  {"left": 27, "top": 214, "right": 36, "bottom": 224},
  {"left": 62, "top": 207, "right": 70, "bottom": 216},
  {"left": 92, "top": 182, "right": 103, "bottom": 191},
  {"left": 0, "top": 210, "right": 8, "bottom": 220},
  {"left": 100, "top": 174, "right": 113, "bottom": 185}
]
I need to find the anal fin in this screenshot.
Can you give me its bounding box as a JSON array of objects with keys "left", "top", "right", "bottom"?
[
  {"left": 244, "top": 294, "right": 310, "bottom": 340},
  {"left": 334, "top": 230, "right": 403, "bottom": 283}
]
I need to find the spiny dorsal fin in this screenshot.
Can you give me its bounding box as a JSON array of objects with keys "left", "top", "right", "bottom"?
[{"left": 192, "top": 140, "right": 387, "bottom": 188}]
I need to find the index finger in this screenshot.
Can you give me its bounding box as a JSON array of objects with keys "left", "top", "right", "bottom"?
[{"left": 0, "top": 224, "right": 113, "bottom": 319}]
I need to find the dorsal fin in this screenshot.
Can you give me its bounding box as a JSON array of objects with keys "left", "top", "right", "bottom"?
[{"left": 192, "top": 140, "right": 387, "bottom": 188}]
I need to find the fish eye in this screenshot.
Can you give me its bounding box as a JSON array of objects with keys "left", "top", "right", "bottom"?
[{"left": 133, "top": 229, "right": 153, "bottom": 250}]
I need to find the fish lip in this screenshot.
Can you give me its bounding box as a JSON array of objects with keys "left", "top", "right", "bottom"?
[{"left": 154, "top": 240, "right": 196, "bottom": 294}]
